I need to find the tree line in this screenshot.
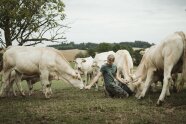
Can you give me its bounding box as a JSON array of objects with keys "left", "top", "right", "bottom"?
[
  {"left": 48, "top": 41, "right": 153, "bottom": 65},
  {"left": 48, "top": 41, "right": 152, "bottom": 50}
]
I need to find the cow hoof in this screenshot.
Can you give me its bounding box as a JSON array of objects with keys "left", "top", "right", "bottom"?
[
  {"left": 94, "top": 88, "right": 98, "bottom": 91},
  {"left": 166, "top": 95, "right": 170, "bottom": 97},
  {"left": 137, "top": 96, "right": 143, "bottom": 100},
  {"left": 156, "top": 100, "right": 163, "bottom": 106},
  {"left": 45, "top": 97, "right": 50, "bottom": 99},
  {"left": 45, "top": 95, "right": 51, "bottom": 99},
  {"left": 45, "top": 92, "right": 52, "bottom": 99},
  {"left": 21, "top": 93, "right": 26, "bottom": 97}
]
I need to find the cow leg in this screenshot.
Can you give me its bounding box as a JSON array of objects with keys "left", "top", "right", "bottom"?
[
  {"left": 165, "top": 78, "right": 173, "bottom": 97},
  {"left": 138, "top": 69, "right": 154, "bottom": 99},
  {"left": 92, "top": 73, "right": 98, "bottom": 91},
  {"left": 166, "top": 88, "right": 170, "bottom": 97},
  {"left": 84, "top": 72, "right": 88, "bottom": 86},
  {"left": 11, "top": 84, "right": 17, "bottom": 96},
  {"left": 40, "top": 70, "right": 52, "bottom": 98},
  {"left": 8, "top": 77, "right": 18, "bottom": 97},
  {"left": 177, "top": 74, "right": 184, "bottom": 92},
  {"left": 14, "top": 72, "right": 25, "bottom": 96},
  {"left": 27, "top": 80, "right": 33, "bottom": 96},
  {"left": 122, "top": 66, "right": 131, "bottom": 81},
  {"left": 7, "top": 74, "right": 17, "bottom": 96},
  {"left": 95, "top": 82, "right": 99, "bottom": 91},
  {"left": 7, "top": 82, "right": 16, "bottom": 97},
  {"left": 87, "top": 72, "right": 91, "bottom": 84},
  {"left": 157, "top": 64, "right": 173, "bottom": 106},
  {"left": 0, "top": 69, "right": 12, "bottom": 97},
  {"left": 49, "top": 80, "right": 53, "bottom": 95}
]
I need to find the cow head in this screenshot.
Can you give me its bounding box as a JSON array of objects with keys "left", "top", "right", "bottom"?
[
  {"left": 73, "top": 58, "right": 86, "bottom": 73},
  {"left": 43, "top": 83, "right": 53, "bottom": 99},
  {"left": 126, "top": 75, "right": 144, "bottom": 97},
  {"left": 134, "top": 81, "right": 145, "bottom": 98},
  {"left": 69, "top": 71, "right": 84, "bottom": 89}
]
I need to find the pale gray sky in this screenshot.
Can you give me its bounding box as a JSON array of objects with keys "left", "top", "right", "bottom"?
[{"left": 62, "top": 0, "right": 186, "bottom": 44}]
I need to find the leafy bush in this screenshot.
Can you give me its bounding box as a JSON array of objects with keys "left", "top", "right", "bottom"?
[{"left": 132, "top": 49, "right": 143, "bottom": 66}]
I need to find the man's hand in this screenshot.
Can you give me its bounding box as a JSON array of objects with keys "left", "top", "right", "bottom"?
[
  {"left": 122, "top": 79, "right": 129, "bottom": 84},
  {"left": 84, "top": 85, "right": 91, "bottom": 90}
]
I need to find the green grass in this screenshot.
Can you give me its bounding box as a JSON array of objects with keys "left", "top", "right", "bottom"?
[{"left": 0, "top": 81, "right": 186, "bottom": 124}]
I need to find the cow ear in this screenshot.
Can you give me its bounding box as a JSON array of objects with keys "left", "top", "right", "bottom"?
[{"left": 82, "top": 59, "right": 86, "bottom": 63}]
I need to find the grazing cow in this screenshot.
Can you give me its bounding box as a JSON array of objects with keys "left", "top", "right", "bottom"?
[
  {"left": 0, "top": 46, "right": 84, "bottom": 98},
  {"left": 133, "top": 31, "right": 186, "bottom": 105},
  {"left": 74, "top": 56, "right": 94, "bottom": 85},
  {"left": 138, "top": 47, "right": 179, "bottom": 92},
  {"left": 114, "top": 50, "right": 133, "bottom": 81}
]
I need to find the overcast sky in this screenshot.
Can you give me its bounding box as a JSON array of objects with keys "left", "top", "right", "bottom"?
[{"left": 62, "top": 0, "right": 186, "bottom": 44}]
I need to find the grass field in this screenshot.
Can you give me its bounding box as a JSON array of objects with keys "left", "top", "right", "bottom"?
[{"left": 0, "top": 80, "right": 186, "bottom": 124}]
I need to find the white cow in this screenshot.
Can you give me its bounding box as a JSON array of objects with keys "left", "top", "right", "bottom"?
[
  {"left": 93, "top": 51, "right": 116, "bottom": 69},
  {"left": 114, "top": 50, "right": 133, "bottom": 81},
  {"left": 0, "top": 46, "right": 84, "bottom": 98},
  {"left": 133, "top": 31, "right": 186, "bottom": 105},
  {"left": 74, "top": 56, "right": 94, "bottom": 85}
]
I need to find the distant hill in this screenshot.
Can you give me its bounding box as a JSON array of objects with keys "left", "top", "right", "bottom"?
[
  {"left": 60, "top": 49, "right": 87, "bottom": 61},
  {"left": 132, "top": 47, "right": 143, "bottom": 51}
]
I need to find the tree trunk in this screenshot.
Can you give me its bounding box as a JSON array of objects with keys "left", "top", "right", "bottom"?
[{"left": 4, "top": 18, "right": 12, "bottom": 47}]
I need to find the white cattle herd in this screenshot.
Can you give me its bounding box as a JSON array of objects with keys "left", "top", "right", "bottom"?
[{"left": 0, "top": 31, "right": 185, "bottom": 106}]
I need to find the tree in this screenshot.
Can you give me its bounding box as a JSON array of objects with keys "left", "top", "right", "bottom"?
[
  {"left": 112, "top": 44, "right": 121, "bottom": 52},
  {"left": 97, "top": 43, "right": 112, "bottom": 53},
  {"left": 133, "top": 49, "right": 143, "bottom": 66},
  {"left": 0, "top": 0, "right": 66, "bottom": 47},
  {"left": 87, "top": 48, "right": 96, "bottom": 57}
]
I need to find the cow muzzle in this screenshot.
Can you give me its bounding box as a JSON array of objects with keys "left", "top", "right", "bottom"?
[{"left": 44, "top": 86, "right": 52, "bottom": 99}]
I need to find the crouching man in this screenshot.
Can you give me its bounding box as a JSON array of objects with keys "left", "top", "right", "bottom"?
[{"left": 85, "top": 54, "right": 133, "bottom": 98}]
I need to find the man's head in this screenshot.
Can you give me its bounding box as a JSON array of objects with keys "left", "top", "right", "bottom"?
[{"left": 107, "top": 54, "right": 115, "bottom": 65}]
